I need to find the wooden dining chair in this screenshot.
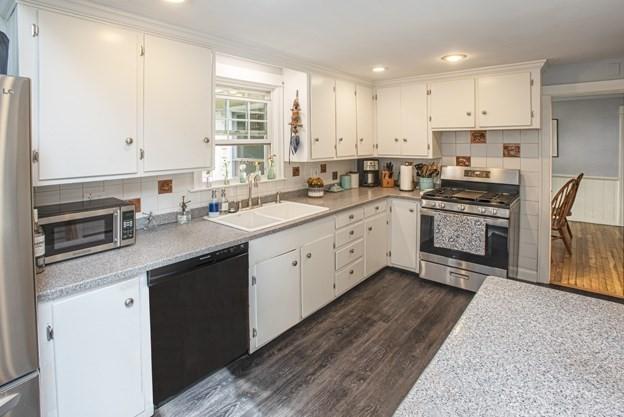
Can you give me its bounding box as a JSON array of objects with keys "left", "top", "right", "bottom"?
[
  {"left": 566, "top": 173, "right": 584, "bottom": 239},
  {"left": 552, "top": 178, "right": 577, "bottom": 255}
]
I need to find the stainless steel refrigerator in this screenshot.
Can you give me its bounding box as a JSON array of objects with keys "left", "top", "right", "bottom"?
[{"left": 0, "top": 76, "right": 40, "bottom": 416}]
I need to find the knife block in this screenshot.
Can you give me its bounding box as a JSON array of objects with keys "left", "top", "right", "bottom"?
[{"left": 381, "top": 171, "right": 394, "bottom": 188}]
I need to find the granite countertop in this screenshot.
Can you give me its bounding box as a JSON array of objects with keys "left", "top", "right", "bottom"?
[
  {"left": 37, "top": 187, "right": 421, "bottom": 301},
  {"left": 394, "top": 277, "right": 624, "bottom": 417}
]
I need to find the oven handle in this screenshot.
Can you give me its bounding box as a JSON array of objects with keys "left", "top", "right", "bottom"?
[
  {"left": 113, "top": 209, "right": 121, "bottom": 246},
  {"left": 420, "top": 208, "right": 509, "bottom": 227}
]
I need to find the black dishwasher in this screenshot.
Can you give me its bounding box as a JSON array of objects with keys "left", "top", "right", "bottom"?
[{"left": 148, "top": 243, "right": 249, "bottom": 407}]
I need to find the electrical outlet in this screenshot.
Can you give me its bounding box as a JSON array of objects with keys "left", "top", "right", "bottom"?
[
  {"left": 320, "top": 163, "right": 327, "bottom": 173},
  {"left": 292, "top": 166, "right": 300, "bottom": 177},
  {"left": 332, "top": 171, "right": 338, "bottom": 180}
]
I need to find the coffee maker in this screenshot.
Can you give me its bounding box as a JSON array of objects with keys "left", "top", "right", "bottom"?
[{"left": 358, "top": 159, "right": 380, "bottom": 187}]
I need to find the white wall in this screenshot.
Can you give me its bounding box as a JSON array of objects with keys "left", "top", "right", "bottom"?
[
  {"left": 543, "top": 57, "right": 624, "bottom": 86},
  {"left": 440, "top": 129, "right": 541, "bottom": 282},
  {"left": 552, "top": 96, "right": 624, "bottom": 177}
]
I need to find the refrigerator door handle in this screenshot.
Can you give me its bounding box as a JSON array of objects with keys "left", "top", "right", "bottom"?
[{"left": 0, "top": 393, "right": 20, "bottom": 416}]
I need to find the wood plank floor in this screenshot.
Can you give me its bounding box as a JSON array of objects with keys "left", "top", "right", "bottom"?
[
  {"left": 551, "top": 221, "right": 624, "bottom": 298},
  {"left": 154, "top": 269, "right": 473, "bottom": 417}
]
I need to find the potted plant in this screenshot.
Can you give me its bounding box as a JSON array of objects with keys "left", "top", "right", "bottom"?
[{"left": 307, "top": 176, "right": 325, "bottom": 198}]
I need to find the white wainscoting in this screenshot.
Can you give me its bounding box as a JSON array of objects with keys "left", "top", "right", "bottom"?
[{"left": 552, "top": 174, "right": 623, "bottom": 226}]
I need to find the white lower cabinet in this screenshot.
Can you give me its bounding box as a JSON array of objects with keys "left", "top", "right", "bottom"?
[
  {"left": 38, "top": 276, "right": 153, "bottom": 417},
  {"left": 301, "top": 234, "right": 336, "bottom": 318},
  {"left": 252, "top": 249, "right": 301, "bottom": 347},
  {"left": 335, "top": 258, "right": 365, "bottom": 296},
  {"left": 365, "top": 212, "right": 388, "bottom": 276},
  {"left": 390, "top": 199, "right": 420, "bottom": 271}
]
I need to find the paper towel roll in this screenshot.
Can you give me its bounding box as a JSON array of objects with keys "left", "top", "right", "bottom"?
[{"left": 399, "top": 164, "right": 414, "bottom": 191}]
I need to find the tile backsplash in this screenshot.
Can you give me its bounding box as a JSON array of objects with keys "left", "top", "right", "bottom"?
[{"left": 33, "top": 160, "right": 356, "bottom": 217}]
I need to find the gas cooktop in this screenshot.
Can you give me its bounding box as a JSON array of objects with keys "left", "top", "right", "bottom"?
[{"left": 422, "top": 187, "right": 519, "bottom": 208}]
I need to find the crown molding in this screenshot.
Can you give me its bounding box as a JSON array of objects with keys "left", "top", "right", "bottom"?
[
  {"left": 14, "top": 0, "right": 374, "bottom": 85},
  {"left": 374, "top": 59, "right": 547, "bottom": 87}
]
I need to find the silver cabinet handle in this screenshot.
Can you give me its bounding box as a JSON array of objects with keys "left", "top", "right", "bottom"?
[
  {"left": 306, "top": 253, "right": 312, "bottom": 259},
  {"left": 348, "top": 214, "right": 355, "bottom": 220},
  {"left": 481, "top": 110, "right": 487, "bottom": 115},
  {"left": 124, "top": 298, "right": 134, "bottom": 308},
  {"left": 409, "top": 208, "right": 415, "bottom": 213},
  {"left": 368, "top": 226, "right": 373, "bottom": 231},
  {"left": 314, "top": 138, "right": 320, "bottom": 142},
  {"left": 349, "top": 248, "right": 355, "bottom": 254},
  {"left": 375, "top": 206, "right": 380, "bottom": 210},
  {"left": 292, "top": 260, "right": 298, "bottom": 266},
  {"left": 359, "top": 138, "right": 364, "bottom": 142},
  {"left": 349, "top": 230, "right": 354, "bottom": 236},
  {"left": 125, "top": 137, "right": 134, "bottom": 145},
  {"left": 466, "top": 111, "right": 472, "bottom": 116},
  {"left": 203, "top": 137, "right": 210, "bottom": 143},
  {"left": 450, "top": 271, "right": 470, "bottom": 280}
]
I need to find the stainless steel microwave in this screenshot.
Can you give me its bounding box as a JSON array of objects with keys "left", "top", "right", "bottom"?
[{"left": 37, "top": 198, "right": 136, "bottom": 264}]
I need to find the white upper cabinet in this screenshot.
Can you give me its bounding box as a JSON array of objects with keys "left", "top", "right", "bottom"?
[
  {"left": 429, "top": 78, "right": 476, "bottom": 129},
  {"left": 37, "top": 11, "right": 140, "bottom": 181},
  {"left": 335, "top": 80, "right": 357, "bottom": 157},
  {"left": 310, "top": 74, "right": 336, "bottom": 159},
  {"left": 376, "top": 86, "right": 402, "bottom": 155},
  {"left": 143, "top": 35, "right": 213, "bottom": 172},
  {"left": 356, "top": 84, "right": 375, "bottom": 156},
  {"left": 477, "top": 72, "right": 532, "bottom": 128},
  {"left": 400, "top": 82, "right": 429, "bottom": 156}
]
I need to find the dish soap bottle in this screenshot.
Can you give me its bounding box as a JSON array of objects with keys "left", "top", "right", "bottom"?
[
  {"left": 208, "top": 189, "right": 220, "bottom": 217},
  {"left": 33, "top": 209, "right": 45, "bottom": 274},
  {"left": 177, "top": 196, "right": 192, "bottom": 224},
  {"left": 220, "top": 189, "right": 229, "bottom": 214}
]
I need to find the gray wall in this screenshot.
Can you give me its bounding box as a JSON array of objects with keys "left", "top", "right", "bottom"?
[
  {"left": 543, "top": 57, "right": 624, "bottom": 85},
  {"left": 552, "top": 97, "right": 623, "bottom": 177}
]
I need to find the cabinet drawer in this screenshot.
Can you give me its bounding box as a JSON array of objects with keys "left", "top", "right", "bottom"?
[
  {"left": 364, "top": 201, "right": 387, "bottom": 218},
  {"left": 335, "top": 207, "right": 364, "bottom": 229},
  {"left": 335, "top": 258, "right": 364, "bottom": 296},
  {"left": 335, "top": 221, "right": 364, "bottom": 248},
  {"left": 335, "top": 238, "right": 364, "bottom": 270}
]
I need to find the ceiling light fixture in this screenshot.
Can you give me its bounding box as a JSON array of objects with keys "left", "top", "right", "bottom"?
[
  {"left": 372, "top": 66, "right": 387, "bottom": 73},
  {"left": 441, "top": 54, "right": 468, "bottom": 63}
]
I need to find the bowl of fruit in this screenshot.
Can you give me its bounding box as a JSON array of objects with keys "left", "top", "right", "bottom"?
[{"left": 307, "top": 176, "right": 325, "bottom": 198}]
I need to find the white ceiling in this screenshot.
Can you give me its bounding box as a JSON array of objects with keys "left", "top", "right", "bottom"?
[{"left": 86, "top": 0, "right": 624, "bottom": 80}]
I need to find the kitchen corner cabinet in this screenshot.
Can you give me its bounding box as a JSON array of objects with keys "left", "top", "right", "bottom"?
[
  {"left": 376, "top": 83, "right": 429, "bottom": 157},
  {"left": 36, "top": 10, "right": 140, "bottom": 181},
  {"left": 335, "top": 80, "right": 357, "bottom": 157},
  {"left": 365, "top": 212, "right": 388, "bottom": 276},
  {"left": 477, "top": 72, "right": 532, "bottom": 128},
  {"left": 355, "top": 84, "right": 375, "bottom": 156},
  {"left": 310, "top": 74, "right": 336, "bottom": 159},
  {"left": 429, "top": 78, "right": 476, "bottom": 129},
  {"left": 143, "top": 35, "right": 213, "bottom": 172},
  {"left": 390, "top": 199, "right": 419, "bottom": 271},
  {"left": 38, "top": 276, "right": 153, "bottom": 417},
  {"left": 301, "top": 234, "right": 336, "bottom": 317}
]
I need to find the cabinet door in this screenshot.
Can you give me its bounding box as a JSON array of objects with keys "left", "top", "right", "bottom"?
[
  {"left": 376, "top": 86, "right": 402, "bottom": 155},
  {"left": 335, "top": 80, "right": 357, "bottom": 157},
  {"left": 37, "top": 11, "right": 139, "bottom": 180},
  {"left": 390, "top": 199, "right": 418, "bottom": 270},
  {"left": 365, "top": 213, "right": 388, "bottom": 277},
  {"left": 478, "top": 72, "right": 532, "bottom": 127},
  {"left": 253, "top": 250, "right": 301, "bottom": 347},
  {"left": 143, "top": 35, "right": 213, "bottom": 172},
  {"left": 429, "top": 78, "right": 475, "bottom": 129},
  {"left": 51, "top": 279, "right": 144, "bottom": 417},
  {"left": 400, "top": 83, "right": 429, "bottom": 156},
  {"left": 301, "top": 234, "right": 335, "bottom": 317},
  {"left": 310, "top": 74, "right": 336, "bottom": 159},
  {"left": 356, "top": 85, "right": 374, "bottom": 156}
]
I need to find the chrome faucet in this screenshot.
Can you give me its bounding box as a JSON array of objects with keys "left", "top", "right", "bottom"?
[{"left": 247, "top": 173, "right": 261, "bottom": 209}]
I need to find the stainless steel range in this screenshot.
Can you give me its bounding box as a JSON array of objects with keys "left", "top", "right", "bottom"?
[{"left": 419, "top": 166, "right": 520, "bottom": 292}]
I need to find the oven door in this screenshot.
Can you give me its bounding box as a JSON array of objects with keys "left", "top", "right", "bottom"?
[
  {"left": 40, "top": 208, "right": 120, "bottom": 263},
  {"left": 419, "top": 207, "right": 509, "bottom": 276}
]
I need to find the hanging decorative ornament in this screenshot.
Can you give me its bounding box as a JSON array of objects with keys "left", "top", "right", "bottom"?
[{"left": 288, "top": 90, "right": 303, "bottom": 163}]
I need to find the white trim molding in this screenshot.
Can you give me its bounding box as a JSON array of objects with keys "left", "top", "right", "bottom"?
[{"left": 543, "top": 79, "right": 624, "bottom": 98}]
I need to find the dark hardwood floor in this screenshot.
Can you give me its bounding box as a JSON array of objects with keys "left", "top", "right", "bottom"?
[{"left": 154, "top": 268, "right": 473, "bottom": 417}]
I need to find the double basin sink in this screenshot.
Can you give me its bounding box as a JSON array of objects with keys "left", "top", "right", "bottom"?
[{"left": 206, "top": 201, "right": 329, "bottom": 232}]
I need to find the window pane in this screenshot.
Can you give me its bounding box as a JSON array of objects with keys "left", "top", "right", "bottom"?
[
  {"left": 229, "top": 100, "right": 248, "bottom": 120},
  {"left": 214, "top": 144, "right": 271, "bottom": 180},
  {"left": 215, "top": 98, "right": 226, "bottom": 119}
]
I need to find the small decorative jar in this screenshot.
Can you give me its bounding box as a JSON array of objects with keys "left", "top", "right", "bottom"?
[{"left": 307, "top": 186, "right": 325, "bottom": 198}]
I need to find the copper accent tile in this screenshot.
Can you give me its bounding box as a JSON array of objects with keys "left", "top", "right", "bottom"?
[
  {"left": 158, "top": 179, "right": 173, "bottom": 194},
  {"left": 292, "top": 166, "right": 300, "bottom": 177},
  {"left": 470, "top": 130, "right": 487, "bottom": 144},
  {"left": 456, "top": 156, "right": 471, "bottom": 167},
  {"left": 320, "top": 163, "right": 327, "bottom": 174},
  {"left": 503, "top": 143, "right": 521, "bottom": 158},
  {"left": 127, "top": 198, "right": 141, "bottom": 212}
]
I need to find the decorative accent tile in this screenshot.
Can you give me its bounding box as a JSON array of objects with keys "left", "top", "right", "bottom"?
[
  {"left": 292, "top": 166, "right": 300, "bottom": 177},
  {"left": 127, "top": 198, "right": 141, "bottom": 212},
  {"left": 470, "top": 130, "right": 487, "bottom": 144},
  {"left": 456, "top": 156, "right": 471, "bottom": 167},
  {"left": 503, "top": 143, "right": 521, "bottom": 158},
  {"left": 158, "top": 179, "right": 173, "bottom": 194},
  {"left": 320, "top": 163, "right": 327, "bottom": 173}
]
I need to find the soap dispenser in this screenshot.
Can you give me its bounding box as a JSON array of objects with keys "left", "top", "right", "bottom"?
[
  {"left": 208, "top": 189, "right": 220, "bottom": 217},
  {"left": 220, "top": 189, "right": 229, "bottom": 214}
]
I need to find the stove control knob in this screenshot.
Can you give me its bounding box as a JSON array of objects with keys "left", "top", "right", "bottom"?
[
  {"left": 479, "top": 207, "right": 486, "bottom": 214},
  {"left": 458, "top": 204, "right": 465, "bottom": 211},
  {"left": 439, "top": 203, "right": 445, "bottom": 209},
  {"left": 491, "top": 208, "right": 498, "bottom": 215}
]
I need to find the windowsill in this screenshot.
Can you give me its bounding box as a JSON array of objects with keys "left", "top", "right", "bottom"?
[{"left": 189, "top": 177, "right": 286, "bottom": 193}]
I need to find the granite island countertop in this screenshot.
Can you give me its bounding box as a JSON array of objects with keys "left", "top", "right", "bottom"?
[
  {"left": 394, "top": 277, "right": 624, "bottom": 417},
  {"left": 37, "top": 187, "right": 421, "bottom": 301}
]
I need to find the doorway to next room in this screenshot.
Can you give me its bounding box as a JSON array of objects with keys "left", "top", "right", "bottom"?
[{"left": 550, "top": 95, "right": 624, "bottom": 298}]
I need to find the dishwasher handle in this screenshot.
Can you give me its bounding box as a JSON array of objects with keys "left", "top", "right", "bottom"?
[{"left": 148, "top": 243, "right": 248, "bottom": 287}]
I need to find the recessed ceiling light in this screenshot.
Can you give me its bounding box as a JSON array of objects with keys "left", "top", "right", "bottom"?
[
  {"left": 372, "top": 66, "right": 387, "bottom": 73},
  {"left": 441, "top": 54, "right": 468, "bottom": 63}
]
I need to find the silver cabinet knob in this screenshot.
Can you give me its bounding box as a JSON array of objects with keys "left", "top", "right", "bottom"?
[
  {"left": 203, "top": 137, "right": 210, "bottom": 143},
  {"left": 368, "top": 226, "right": 373, "bottom": 231},
  {"left": 348, "top": 214, "right": 355, "bottom": 220},
  {"left": 125, "top": 137, "right": 134, "bottom": 145},
  {"left": 349, "top": 248, "right": 355, "bottom": 254},
  {"left": 359, "top": 138, "right": 364, "bottom": 142},
  {"left": 338, "top": 137, "right": 344, "bottom": 142},
  {"left": 349, "top": 230, "right": 354, "bottom": 236},
  {"left": 409, "top": 208, "right": 415, "bottom": 213},
  {"left": 292, "top": 260, "right": 298, "bottom": 266},
  {"left": 375, "top": 206, "right": 380, "bottom": 210},
  {"left": 124, "top": 298, "right": 134, "bottom": 308},
  {"left": 349, "top": 270, "right": 354, "bottom": 275},
  {"left": 466, "top": 111, "right": 472, "bottom": 116},
  {"left": 306, "top": 253, "right": 312, "bottom": 259},
  {"left": 403, "top": 138, "right": 407, "bottom": 142},
  {"left": 314, "top": 138, "right": 320, "bottom": 142},
  {"left": 481, "top": 110, "right": 487, "bottom": 115},
  {"left": 394, "top": 138, "right": 399, "bottom": 142}
]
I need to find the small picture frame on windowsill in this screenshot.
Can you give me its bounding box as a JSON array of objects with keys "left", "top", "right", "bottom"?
[{"left": 552, "top": 119, "right": 559, "bottom": 157}]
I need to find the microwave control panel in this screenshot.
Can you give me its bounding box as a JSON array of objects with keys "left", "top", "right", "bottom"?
[{"left": 121, "top": 209, "right": 135, "bottom": 241}]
